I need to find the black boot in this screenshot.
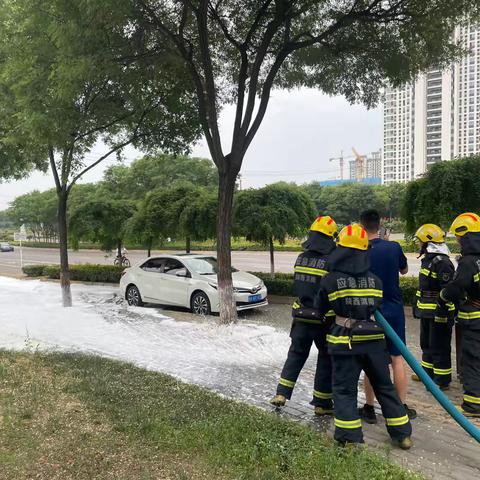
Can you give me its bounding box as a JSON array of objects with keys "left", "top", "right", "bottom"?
[{"left": 358, "top": 403, "right": 377, "bottom": 424}]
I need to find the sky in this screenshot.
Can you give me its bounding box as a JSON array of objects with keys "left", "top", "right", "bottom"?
[{"left": 0, "top": 88, "right": 382, "bottom": 210}]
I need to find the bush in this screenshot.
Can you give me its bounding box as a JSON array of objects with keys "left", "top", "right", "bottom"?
[
  {"left": 22, "top": 264, "right": 124, "bottom": 283},
  {"left": 22, "top": 264, "right": 49, "bottom": 277},
  {"left": 252, "top": 271, "right": 419, "bottom": 305},
  {"left": 399, "top": 276, "right": 419, "bottom": 306}
]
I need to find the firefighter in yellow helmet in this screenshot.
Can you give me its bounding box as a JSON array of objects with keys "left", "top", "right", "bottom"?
[
  {"left": 439, "top": 213, "right": 480, "bottom": 416},
  {"left": 315, "top": 224, "right": 412, "bottom": 448},
  {"left": 271, "top": 215, "right": 337, "bottom": 415},
  {"left": 413, "top": 224, "right": 455, "bottom": 390}
]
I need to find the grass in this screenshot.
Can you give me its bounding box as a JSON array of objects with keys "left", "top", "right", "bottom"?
[{"left": 0, "top": 351, "right": 422, "bottom": 480}]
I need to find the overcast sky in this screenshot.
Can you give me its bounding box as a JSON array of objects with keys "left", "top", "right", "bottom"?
[{"left": 0, "top": 88, "right": 381, "bottom": 210}]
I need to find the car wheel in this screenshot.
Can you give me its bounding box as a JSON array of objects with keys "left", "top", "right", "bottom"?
[
  {"left": 191, "top": 291, "right": 211, "bottom": 316},
  {"left": 126, "top": 285, "right": 144, "bottom": 307}
]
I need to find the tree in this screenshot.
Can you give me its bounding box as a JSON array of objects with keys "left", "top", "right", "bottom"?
[
  {"left": 7, "top": 190, "right": 58, "bottom": 242},
  {"left": 0, "top": 0, "right": 201, "bottom": 306},
  {"left": 69, "top": 199, "right": 136, "bottom": 256},
  {"left": 403, "top": 156, "right": 480, "bottom": 234},
  {"left": 131, "top": 182, "right": 217, "bottom": 253},
  {"left": 235, "top": 183, "right": 315, "bottom": 276},
  {"left": 135, "top": 0, "right": 479, "bottom": 323},
  {"left": 313, "top": 183, "right": 387, "bottom": 224},
  {"left": 102, "top": 154, "right": 218, "bottom": 200}
]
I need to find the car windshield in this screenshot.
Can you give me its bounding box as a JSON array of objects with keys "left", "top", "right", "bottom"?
[{"left": 184, "top": 257, "right": 238, "bottom": 275}]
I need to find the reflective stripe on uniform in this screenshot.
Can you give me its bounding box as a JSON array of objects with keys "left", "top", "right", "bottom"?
[
  {"left": 385, "top": 415, "right": 409, "bottom": 427},
  {"left": 458, "top": 311, "right": 480, "bottom": 320},
  {"left": 434, "top": 316, "right": 448, "bottom": 323},
  {"left": 326, "top": 334, "right": 385, "bottom": 344},
  {"left": 328, "top": 289, "right": 382, "bottom": 301},
  {"left": 417, "top": 300, "right": 455, "bottom": 311},
  {"left": 464, "top": 394, "right": 480, "bottom": 404},
  {"left": 421, "top": 361, "right": 434, "bottom": 369},
  {"left": 279, "top": 377, "right": 295, "bottom": 388},
  {"left": 292, "top": 301, "right": 300, "bottom": 309},
  {"left": 313, "top": 390, "right": 333, "bottom": 400},
  {"left": 433, "top": 367, "right": 452, "bottom": 376},
  {"left": 325, "top": 309, "right": 335, "bottom": 317},
  {"left": 294, "top": 266, "right": 327, "bottom": 276},
  {"left": 420, "top": 268, "right": 438, "bottom": 278},
  {"left": 334, "top": 418, "right": 362, "bottom": 429},
  {"left": 474, "top": 273, "right": 480, "bottom": 283}
]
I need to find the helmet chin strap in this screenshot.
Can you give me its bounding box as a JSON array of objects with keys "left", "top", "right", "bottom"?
[{"left": 417, "top": 242, "right": 427, "bottom": 259}]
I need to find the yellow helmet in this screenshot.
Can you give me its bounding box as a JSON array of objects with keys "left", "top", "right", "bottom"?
[
  {"left": 449, "top": 212, "right": 480, "bottom": 237},
  {"left": 415, "top": 224, "right": 445, "bottom": 243},
  {"left": 309, "top": 215, "right": 338, "bottom": 237},
  {"left": 337, "top": 224, "right": 369, "bottom": 251}
]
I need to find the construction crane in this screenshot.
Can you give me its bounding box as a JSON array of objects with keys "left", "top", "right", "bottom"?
[
  {"left": 352, "top": 147, "right": 367, "bottom": 182},
  {"left": 329, "top": 150, "right": 346, "bottom": 180}
]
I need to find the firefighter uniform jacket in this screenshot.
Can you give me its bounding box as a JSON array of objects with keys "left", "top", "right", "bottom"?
[
  {"left": 415, "top": 253, "right": 455, "bottom": 321},
  {"left": 440, "top": 232, "right": 480, "bottom": 414},
  {"left": 291, "top": 233, "right": 335, "bottom": 323},
  {"left": 440, "top": 236, "right": 480, "bottom": 330},
  {"left": 315, "top": 247, "right": 384, "bottom": 355}
]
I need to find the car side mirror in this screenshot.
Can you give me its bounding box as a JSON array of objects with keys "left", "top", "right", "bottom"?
[{"left": 176, "top": 268, "right": 189, "bottom": 278}]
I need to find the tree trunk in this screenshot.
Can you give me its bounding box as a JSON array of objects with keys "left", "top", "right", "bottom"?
[
  {"left": 217, "top": 168, "right": 238, "bottom": 324},
  {"left": 57, "top": 190, "right": 72, "bottom": 307},
  {"left": 269, "top": 236, "right": 275, "bottom": 278},
  {"left": 186, "top": 236, "right": 191, "bottom": 254},
  {"left": 117, "top": 240, "right": 122, "bottom": 258}
]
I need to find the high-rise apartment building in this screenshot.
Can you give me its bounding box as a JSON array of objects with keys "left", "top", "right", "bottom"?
[{"left": 382, "top": 24, "right": 480, "bottom": 184}]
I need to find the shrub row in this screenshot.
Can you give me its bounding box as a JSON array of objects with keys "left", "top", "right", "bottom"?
[
  {"left": 22, "top": 264, "right": 124, "bottom": 283},
  {"left": 23, "top": 263, "right": 419, "bottom": 305},
  {"left": 253, "top": 271, "right": 419, "bottom": 306}
]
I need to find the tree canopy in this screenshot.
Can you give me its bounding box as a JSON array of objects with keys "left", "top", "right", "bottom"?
[
  {"left": 235, "top": 182, "right": 315, "bottom": 274},
  {"left": 102, "top": 154, "right": 218, "bottom": 200},
  {"left": 403, "top": 156, "right": 480, "bottom": 234}
]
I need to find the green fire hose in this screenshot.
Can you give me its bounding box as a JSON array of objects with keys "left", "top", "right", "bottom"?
[{"left": 374, "top": 310, "right": 480, "bottom": 444}]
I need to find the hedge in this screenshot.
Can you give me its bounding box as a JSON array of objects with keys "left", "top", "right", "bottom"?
[
  {"left": 22, "top": 264, "right": 124, "bottom": 283},
  {"left": 23, "top": 264, "right": 419, "bottom": 305},
  {"left": 253, "top": 271, "right": 419, "bottom": 306}
]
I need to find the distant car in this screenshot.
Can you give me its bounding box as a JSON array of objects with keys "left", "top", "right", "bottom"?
[
  {"left": 0, "top": 243, "right": 14, "bottom": 252},
  {"left": 120, "top": 254, "right": 268, "bottom": 315}
]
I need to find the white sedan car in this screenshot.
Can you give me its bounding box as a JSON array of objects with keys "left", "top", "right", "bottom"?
[{"left": 120, "top": 254, "right": 268, "bottom": 315}]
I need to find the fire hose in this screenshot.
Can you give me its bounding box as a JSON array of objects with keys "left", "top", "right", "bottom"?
[{"left": 374, "top": 310, "right": 480, "bottom": 444}]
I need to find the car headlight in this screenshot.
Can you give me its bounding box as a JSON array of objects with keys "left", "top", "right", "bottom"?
[{"left": 208, "top": 282, "right": 218, "bottom": 290}]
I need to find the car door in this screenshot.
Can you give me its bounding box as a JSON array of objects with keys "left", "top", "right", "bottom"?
[
  {"left": 158, "top": 258, "right": 192, "bottom": 307},
  {"left": 136, "top": 258, "right": 168, "bottom": 303}
]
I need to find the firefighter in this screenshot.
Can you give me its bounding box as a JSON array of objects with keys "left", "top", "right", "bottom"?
[
  {"left": 412, "top": 224, "right": 455, "bottom": 390},
  {"left": 439, "top": 212, "right": 480, "bottom": 417},
  {"left": 316, "top": 224, "right": 412, "bottom": 448},
  {"left": 270, "top": 215, "right": 337, "bottom": 415}
]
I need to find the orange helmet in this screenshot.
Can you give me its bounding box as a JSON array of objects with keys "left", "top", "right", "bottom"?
[
  {"left": 449, "top": 212, "right": 480, "bottom": 237},
  {"left": 337, "top": 224, "right": 369, "bottom": 251},
  {"left": 309, "top": 215, "right": 338, "bottom": 237}
]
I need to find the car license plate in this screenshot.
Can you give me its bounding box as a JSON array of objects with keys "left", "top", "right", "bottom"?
[{"left": 249, "top": 294, "right": 262, "bottom": 302}]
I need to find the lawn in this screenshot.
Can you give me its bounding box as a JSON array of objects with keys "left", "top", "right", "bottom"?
[{"left": 0, "top": 351, "right": 422, "bottom": 480}]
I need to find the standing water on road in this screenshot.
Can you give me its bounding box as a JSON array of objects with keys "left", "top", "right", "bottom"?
[{"left": 0, "top": 276, "right": 317, "bottom": 405}]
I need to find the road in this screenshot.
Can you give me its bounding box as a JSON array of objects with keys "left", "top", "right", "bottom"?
[{"left": 0, "top": 245, "right": 427, "bottom": 277}]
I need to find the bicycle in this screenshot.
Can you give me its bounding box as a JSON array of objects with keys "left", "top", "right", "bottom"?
[{"left": 114, "top": 254, "right": 131, "bottom": 267}]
